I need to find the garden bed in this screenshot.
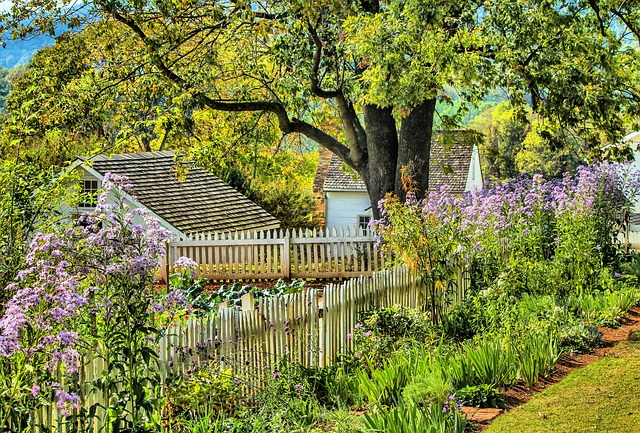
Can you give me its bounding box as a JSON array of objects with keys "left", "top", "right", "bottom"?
[{"left": 469, "top": 306, "right": 640, "bottom": 430}]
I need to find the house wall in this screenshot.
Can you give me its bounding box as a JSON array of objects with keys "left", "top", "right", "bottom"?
[
  {"left": 325, "top": 190, "right": 373, "bottom": 231},
  {"left": 466, "top": 145, "right": 484, "bottom": 191},
  {"left": 623, "top": 132, "right": 640, "bottom": 213}
]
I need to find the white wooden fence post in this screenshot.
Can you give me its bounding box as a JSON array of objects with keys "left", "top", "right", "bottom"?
[{"left": 283, "top": 234, "right": 291, "bottom": 279}]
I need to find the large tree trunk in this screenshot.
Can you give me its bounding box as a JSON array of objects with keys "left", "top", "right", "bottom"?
[
  {"left": 360, "top": 100, "right": 436, "bottom": 218},
  {"left": 396, "top": 99, "right": 436, "bottom": 199},
  {"left": 362, "top": 105, "right": 399, "bottom": 219}
]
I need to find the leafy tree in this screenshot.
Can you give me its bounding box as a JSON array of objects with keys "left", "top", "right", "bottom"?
[
  {"left": 5, "top": 26, "right": 319, "bottom": 229},
  {"left": 2, "top": 1, "right": 640, "bottom": 216},
  {"left": 187, "top": 110, "right": 320, "bottom": 229},
  {"left": 470, "top": 102, "right": 584, "bottom": 180},
  {"left": 4, "top": 23, "right": 191, "bottom": 155},
  {"left": 515, "top": 126, "right": 584, "bottom": 178}
]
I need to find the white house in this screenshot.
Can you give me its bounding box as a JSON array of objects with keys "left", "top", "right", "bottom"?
[
  {"left": 622, "top": 132, "right": 640, "bottom": 225},
  {"left": 68, "top": 151, "right": 281, "bottom": 238},
  {"left": 313, "top": 140, "right": 483, "bottom": 231}
]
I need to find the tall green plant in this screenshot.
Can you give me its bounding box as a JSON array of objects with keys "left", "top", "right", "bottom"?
[{"left": 361, "top": 401, "right": 466, "bottom": 433}]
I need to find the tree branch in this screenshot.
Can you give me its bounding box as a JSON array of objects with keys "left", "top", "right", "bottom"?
[
  {"left": 307, "top": 22, "right": 340, "bottom": 99},
  {"left": 612, "top": 9, "right": 640, "bottom": 43},
  {"left": 306, "top": 21, "right": 367, "bottom": 161},
  {"left": 101, "top": 3, "right": 352, "bottom": 167}
]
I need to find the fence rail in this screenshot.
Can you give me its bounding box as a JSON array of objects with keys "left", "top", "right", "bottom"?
[
  {"left": 163, "top": 226, "right": 384, "bottom": 281},
  {"left": 24, "top": 264, "right": 470, "bottom": 432}
]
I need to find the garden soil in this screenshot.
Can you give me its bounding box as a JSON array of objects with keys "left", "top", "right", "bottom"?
[{"left": 466, "top": 306, "right": 640, "bottom": 430}]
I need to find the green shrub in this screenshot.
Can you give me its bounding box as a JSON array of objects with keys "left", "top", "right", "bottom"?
[
  {"left": 402, "top": 367, "right": 452, "bottom": 406},
  {"left": 273, "top": 361, "right": 361, "bottom": 409},
  {"left": 496, "top": 257, "right": 566, "bottom": 297},
  {"left": 165, "top": 367, "right": 244, "bottom": 422},
  {"left": 357, "top": 356, "right": 412, "bottom": 407},
  {"left": 454, "top": 384, "right": 507, "bottom": 409},
  {"left": 560, "top": 323, "right": 603, "bottom": 354},
  {"left": 569, "top": 286, "right": 640, "bottom": 327},
  {"left": 620, "top": 254, "right": 640, "bottom": 285},
  {"left": 352, "top": 306, "right": 436, "bottom": 368}
]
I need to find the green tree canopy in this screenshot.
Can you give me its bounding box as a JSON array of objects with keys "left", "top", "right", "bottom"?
[{"left": 2, "top": 0, "right": 640, "bottom": 214}]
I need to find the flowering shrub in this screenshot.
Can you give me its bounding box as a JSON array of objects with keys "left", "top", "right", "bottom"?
[
  {"left": 372, "top": 163, "right": 640, "bottom": 306},
  {"left": 0, "top": 173, "right": 173, "bottom": 430}
]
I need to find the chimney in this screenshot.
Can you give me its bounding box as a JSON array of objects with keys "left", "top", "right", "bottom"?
[{"left": 312, "top": 147, "right": 333, "bottom": 229}]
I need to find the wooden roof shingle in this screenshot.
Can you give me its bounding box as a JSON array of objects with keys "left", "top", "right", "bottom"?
[
  {"left": 86, "top": 151, "right": 280, "bottom": 234},
  {"left": 323, "top": 140, "right": 476, "bottom": 194}
]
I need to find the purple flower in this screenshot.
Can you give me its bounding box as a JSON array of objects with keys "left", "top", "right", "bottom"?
[{"left": 55, "top": 390, "right": 80, "bottom": 416}]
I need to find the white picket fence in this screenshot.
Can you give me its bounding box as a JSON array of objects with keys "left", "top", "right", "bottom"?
[
  {"left": 162, "top": 226, "right": 384, "bottom": 281},
  {"left": 22, "top": 264, "right": 470, "bottom": 432},
  {"left": 624, "top": 225, "right": 640, "bottom": 250}
]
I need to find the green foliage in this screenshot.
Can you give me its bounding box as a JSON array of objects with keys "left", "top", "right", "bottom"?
[
  {"left": 568, "top": 286, "right": 640, "bottom": 327},
  {"left": 560, "top": 323, "right": 603, "bottom": 355},
  {"left": 454, "top": 384, "right": 506, "bottom": 409},
  {"left": 516, "top": 332, "right": 562, "bottom": 388},
  {"left": 495, "top": 256, "right": 566, "bottom": 298},
  {"left": 212, "top": 280, "right": 306, "bottom": 309},
  {"left": 165, "top": 367, "right": 243, "bottom": 422},
  {"left": 620, "top": 254, "right": 640, "bottom": 285},
  {"left": 402, "top": 366, "right": 452, "bottom": 406},
  {"left": 464, "top": 338, "right": 519, "bottom": 388},
  {"left": 360, "top": 402, "right": 467, "bottom": 433},
  {"left": 352, "top": 306, "right": 436, "bottom": 368},
  {"left": 356, "top": 357, "right": 412, "bottom": 408},
  {"left": 374, "top": 194, "right": 466, "bottom": 321},
  {"left": 470, "top": 102, "right": 584, "bottom": 181}
]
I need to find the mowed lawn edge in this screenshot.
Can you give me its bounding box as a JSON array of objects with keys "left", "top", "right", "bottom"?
[{"left": 486, "top": 342, "right": 640, "bottom": 433}]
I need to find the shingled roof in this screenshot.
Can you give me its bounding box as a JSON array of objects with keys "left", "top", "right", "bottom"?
[
  {"left": 323, "top": 141, "right": 476, "bottom": 194},
  {"left": 83, "top": 151, "right": 280, "bottom": 234}
]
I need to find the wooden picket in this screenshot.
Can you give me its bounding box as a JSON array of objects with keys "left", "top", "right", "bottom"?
[
  {"left": 164, "top": 226, "right": 383, "bottom": 281},
  {"left": 24, "top": 264, "right": 469, "bottom": 432}
]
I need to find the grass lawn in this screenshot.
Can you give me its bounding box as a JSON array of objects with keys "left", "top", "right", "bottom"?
[{"left": 486, "top": 341, "right": 640, "bottom": 433}]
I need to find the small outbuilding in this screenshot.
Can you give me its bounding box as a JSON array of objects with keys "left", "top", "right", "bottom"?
[
  {"left": 313, "top": 138, "right": 483, "bottom": 231},
  {"left": 69, "top": 151, "right": 281, "bottom": 238}
]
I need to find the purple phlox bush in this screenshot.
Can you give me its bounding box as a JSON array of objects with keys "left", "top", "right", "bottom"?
[
  {"left": 371, "top": 162, "right": 640, "bottom": 298},
  {"left": 0, "top": 231, "right": 85, "bottom": 370},
  {"left": 54, "top": 389, "right": 80, "bottom": 416},
  {"left": 0, "top": 173, "right": 173, "bottom": 424}
]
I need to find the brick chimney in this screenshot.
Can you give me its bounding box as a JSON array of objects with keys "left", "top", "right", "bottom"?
[{"left": 312, "top": 147, "right": 333, "bottom": 229}]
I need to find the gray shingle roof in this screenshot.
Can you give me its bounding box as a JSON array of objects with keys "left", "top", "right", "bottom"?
[
  {"left": 323, "top": 140, "right": 475, "bottom": 193},
  {"left": 85, "top": 151, "right": 280, "bottom": 234}
]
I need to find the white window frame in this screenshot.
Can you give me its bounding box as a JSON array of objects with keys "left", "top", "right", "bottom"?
[
  {"left": 357, "top": 214, "right": 372, "bottom": 234},
  {"left": 79, "top": 178, "right": 100, "bottom": 209}
]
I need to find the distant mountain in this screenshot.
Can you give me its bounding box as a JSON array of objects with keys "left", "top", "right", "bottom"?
[{"left": 0, "top": 34, "right": 54, "bottom": 69}]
